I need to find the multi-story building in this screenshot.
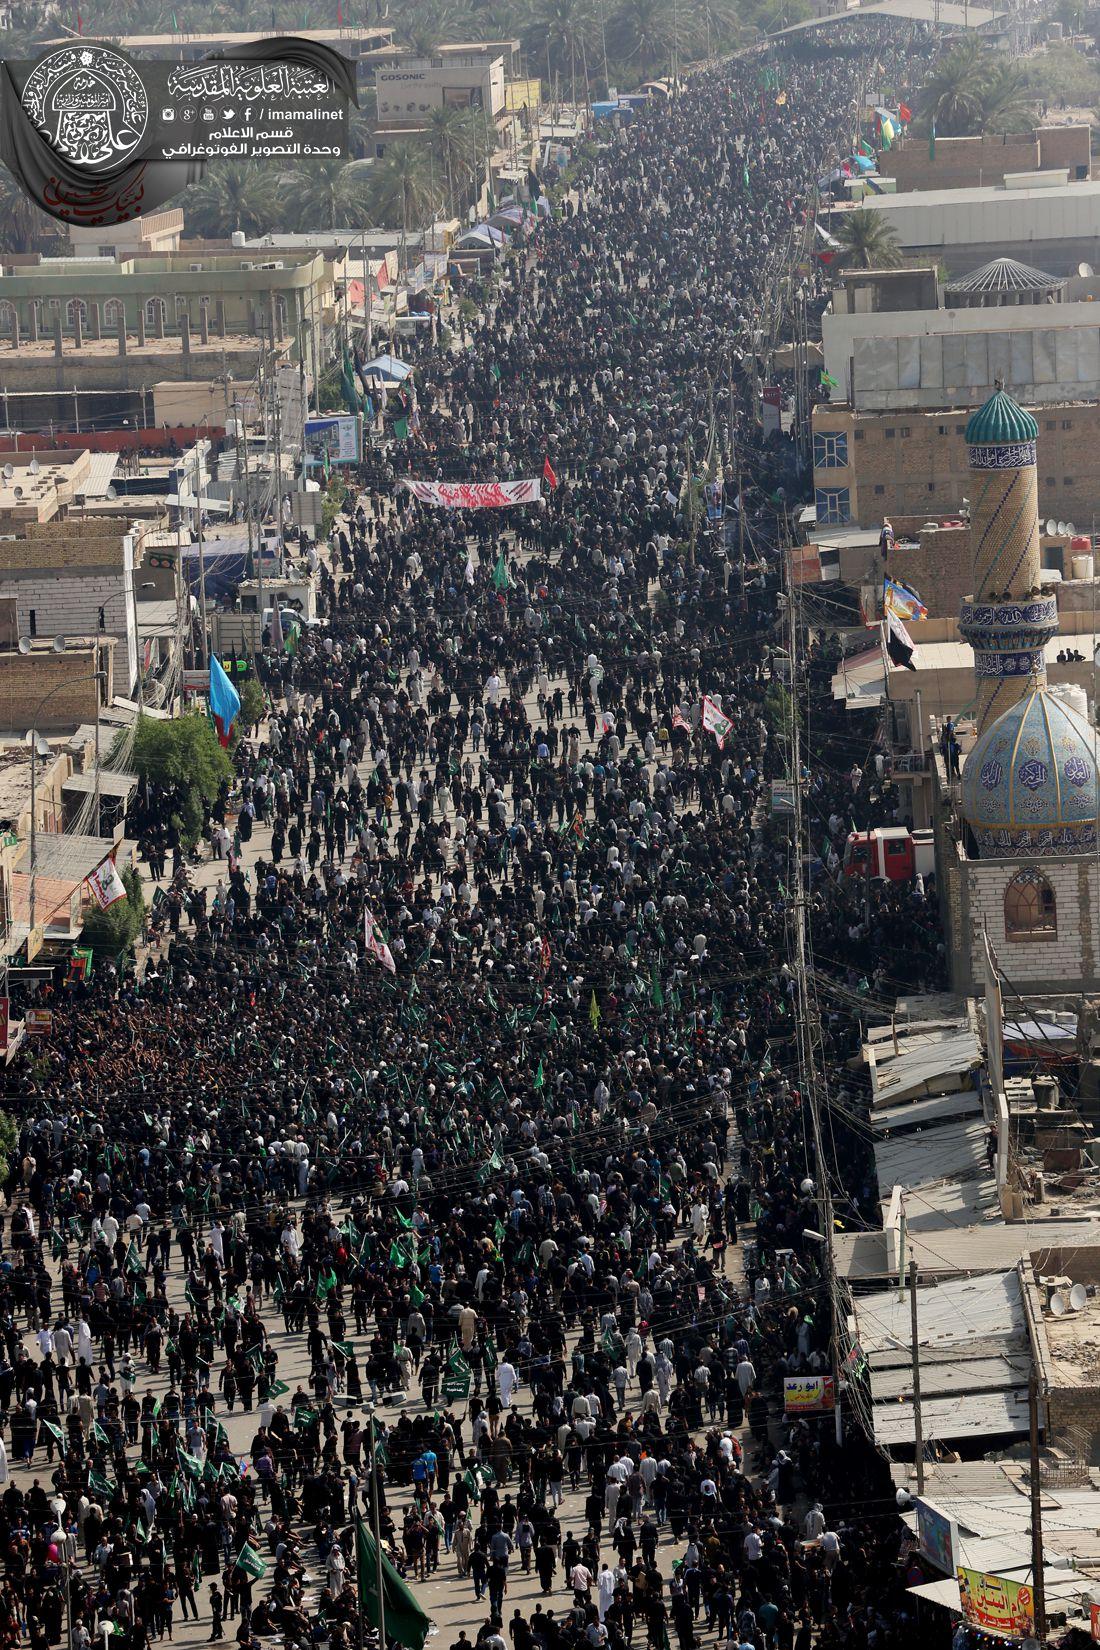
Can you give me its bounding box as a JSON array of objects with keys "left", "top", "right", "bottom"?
[
  {"left": 812, "top": 262, "right": 1100, "bottom": 527},
  {"left": 0, "top": 249, "right": 332, "bottom": 429}
]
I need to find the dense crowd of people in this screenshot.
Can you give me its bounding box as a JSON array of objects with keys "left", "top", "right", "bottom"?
[{"left": 0, "top": 24, "right": 980, "bottom": 1650}]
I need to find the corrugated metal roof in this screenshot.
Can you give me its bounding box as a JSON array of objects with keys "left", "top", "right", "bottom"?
[
  {"left": 75, "top": 452, "right": 119, "bottom": 499},
  {"left": 874, "top": 1387, "right": 1029, "bottom": 1446},
  {"left": 871, "top": 1353, "right": 1031, "bottom": 1402},
  {"left": 874, "top": 1117, "right": 987, "bottom": 1191},
  {"left": 874, "top": 1092, "right": 982, "bottom": 1132},
  {"left": 870, "top": 1030, "right": 981, "bottom": 1105},
  {"left": 837, "top": 1217, "right": 1100, "bottom": 1280},
  {"left": 857, "top": 1272, "right": 1024, "bottom": 1359}
]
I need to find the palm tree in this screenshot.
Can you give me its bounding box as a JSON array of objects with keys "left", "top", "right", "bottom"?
[
  {"left": 426, "top": 104, "right": 490, "bottom": 215},
  {"left": 395, "top": 0, "right": 464, "bottom": 54},
  {"left": 347, "top": 91, "right": 379, "bottom": 161},
  {"left": 918, "top": 39, "right": 987, "bottom": 136},
  {"left": 833, "top": 209, "right": 902, "bottom": 271},
  {"left": 607, "top": 0, "right": 676, "bottom": 73},
  {"left": 976, "top": 61, "right": 1031, "bottom": 132},
  {"left": 369, "top": 140, "right": 438, "bottom": 262},
  {"left": 0, "top": 170, "right": 53, "bottom": 255},
  {"left": 521, "top": 0, "right": 594, "bottom": 91},
  {"left": 281, "top": 158, "right": 377, "bottom": 232},
  {"left": 183, "top": 161, "right": 279, "bottom": 237}
]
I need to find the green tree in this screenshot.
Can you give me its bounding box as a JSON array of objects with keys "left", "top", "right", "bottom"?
[
  {"left": 975, "top": 60, "right": 1030, "bottom": 132},
  {"left": 395, "top": 0, "right": 465, "bottom": 53},
  {"left": 369, "top": 140, "right": 438, "bottom": 253},
  {"left": 917, "top": 39, "right": 987, "bottom": 135},
  {"left": 239, "top": 676, "right": 266, "bottom": 732},
  {"left": 281, "top": 158, "right": 377, "bottom": 232},
  {"left": 0, "top": 169, "right": 53, "bottom": 255},
  {"left": 521, "top": 0, "right": 594, "bottom": 88},
  {"left": 607, "top": 0, "right": 677, "bottom": 70},
  {"left": 81, "top": 864, "right": 145, "bottom": 957},
  {"left": 0, "top": 1110, "right": 16, "bottom": 1186},
  {"left": 426, "top": 105, "right": 490, "bottom": 214},
  {"left": 833, "top": 208, "right": 902, "bottom": 271},
  {"left": 182, "top": 161, "right": 279, "bottom": 238},
  {"left": 131, "top": 712, "right": 233, "bottom": 846}
]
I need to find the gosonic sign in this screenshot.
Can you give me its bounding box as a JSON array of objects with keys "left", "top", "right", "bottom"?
[{"left": 0, "top": 35, "right": 356, "bottom": 226}]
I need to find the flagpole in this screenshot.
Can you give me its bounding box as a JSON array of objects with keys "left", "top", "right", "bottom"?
[{"left": 368, "top": 1416, "right": 387, "bottom": 1650}]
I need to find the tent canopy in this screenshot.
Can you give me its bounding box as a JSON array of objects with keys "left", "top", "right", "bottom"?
[{"left": 361, "top": 353, "right": 412, "bottom": 383}]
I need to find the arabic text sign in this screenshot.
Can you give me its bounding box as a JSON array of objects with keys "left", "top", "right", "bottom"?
[
  {"left": 782, "top": 1374, "right": 835, "bottom": 1414},
  {"left": 11, "top": 47, "right": 348, "bottom": 166},
  {"left": 304, "top": 416, "right": 360, "bottom": 466},
  {"left": 956, "top": 1569, "right": 1034, "bottom": 1640},
  {"left": 405, "top": 478, "right": 542, "bottom": 510}
]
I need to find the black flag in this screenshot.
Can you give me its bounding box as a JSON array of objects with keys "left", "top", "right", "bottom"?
[{"left": 0, "top": 36, "right": 357, "bottom": 228}]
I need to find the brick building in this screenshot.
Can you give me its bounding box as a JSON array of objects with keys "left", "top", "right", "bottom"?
[
  {"left": 876, "top": 125, "right": 1091, "bottom": 193},
  {"left": 811, "top": 399, "right": 1100, "bottom": 527}
]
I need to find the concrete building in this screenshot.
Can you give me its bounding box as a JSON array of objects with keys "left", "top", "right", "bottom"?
[
  {"left": 69, "top": 210, "right": 184, "bottom": 261},
  {"left": 0, "top": 637, "right": 115, "bottom": 733},
  {"left": 830, "top": 178, "right": 1100, "bottom": 276},
  {"left": 811, "top": 398, "right": 1100, "bottom": 527},
  {"left": 876, "top": 125, "right": 1092, "bottom": 193},
  {"left": 0, "top": 515, "right": 160, "bottom": 692},
  {"left": 374, "top": 50, "right": 507, "bottom": 150},
  {"left": 0, "top": 250, "right": 332, "bottom": 428}
]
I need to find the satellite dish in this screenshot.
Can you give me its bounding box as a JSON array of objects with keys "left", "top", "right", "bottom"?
[
  {"left": 27, "top": 456, "right": 39, "bottom": 475},
  {"left": 12, "top": 486, "right": 22, "bottom": 499},
  {"left": 105, "top": 485, "right": 117, "bottom": 502},
  {"left": 2, "top": 465, "right": 12, "bottom": 481},
  {"left": 1070, "top": 1283, "right": 1088, "bottom": 1310},
  {"left": 51, "top": 635, "right": 67, "bottom": 653},
  {"left": 1051, "top": 1290, "right": 1067, "bottom": 1316},
  {"left": 17, "top": 637, "right": 30, "bottom": 655},
  {"left": 1058, "top": 521, "right": 1069, "bottom": 536},
  {"left": 1080, "top": 262, "right": 1094, "bottom": 277},
  {"left": 1066, "top": 522, "right": 1076, "bottom": 535},
  {"left": 1046, "top": 518, "right": 1058, "bottom": 535}
]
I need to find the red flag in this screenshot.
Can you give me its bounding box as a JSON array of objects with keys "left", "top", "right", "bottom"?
[
  {"left": 898, "top": 102, "right": 912, "bottom": 122},
  {"left": 543, "top": 456, "right": 558, "bottom": 490},
  {"left": 76, "top": 8, "right": 83, "bottom": 29},
  {"left": 336, "top": 0, "right": 342, "bottom": 19}
]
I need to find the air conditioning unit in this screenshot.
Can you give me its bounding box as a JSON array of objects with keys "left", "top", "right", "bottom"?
[
  {"left": 189, "top": 261, "right": 203, "bottom": 272},
  {"left": 240, "top": 261, "right": 256, "bottom": 270},
  {"left": 259, "top": 261, "right": 284, "bottom": 270}
]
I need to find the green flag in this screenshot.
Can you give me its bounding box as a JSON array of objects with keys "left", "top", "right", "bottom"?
[
  {"left": 178, "top": 1447, "right": 204, "bottom": 1479},
  {"left": 650, "top": 963, "right": 664, "bottom": 1009},
  {"left": 88, "top": 1470, "right": 114, "bottom": 1499},
  {"left": 929, "top": 119, "right": 936, "bottom": 162},
  {"left": 355, "top": 1517, "right": 430, "bottom": 1650},
  {"left": 316, "top": 1267, "right": 338, "bottom": 1299},
  {"left": 125, "top": 1241, "right": 144, "bottom": 1276},
  {"left": 393, "top": 416, "right": 410, "bottom": 441},
  {"left": 819, "top": 369, "right": 838, "bottom": 389},
  {"left": 294, "top": 1406, "right": 317, "bottom": 1430},
  {"left": 533, "top": 1059, "right": 544, "bottom": 1091},
  {"left": 589, "top": 990, "right": 601, "bottom": 1030},
  {"left": 491, "top": 551, "right": 509, "bottom": 591},
  {"left": 268, "top": 1380, "right": 290, "bottom": 1399},
  {"left": 235, "top": 1543, "right": 268, "bottom": 1581},
  {"left": 40, "top": 1419, "right": 66, "bottom": 1452},
  {"left": 331, "top": 1341, "right": 355, "bottom": 1361}
]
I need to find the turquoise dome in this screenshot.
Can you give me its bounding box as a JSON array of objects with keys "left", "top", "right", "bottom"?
[
  {"left": 961, "top": 687, "right": 1099, "bottom": 857},
  {"left": 965, "top": 389, "right": 1039, "bottom": 448}
]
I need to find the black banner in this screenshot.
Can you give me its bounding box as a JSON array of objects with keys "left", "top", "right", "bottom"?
[{"left": 0, "top": 34, "right": 357, "bottom": 228}]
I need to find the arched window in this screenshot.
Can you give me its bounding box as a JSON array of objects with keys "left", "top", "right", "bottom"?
[
  {"left": 144, "top": 297, "right": 166, "bottom": 328},
  {"left": 0, "top": 300, "right": 15, "bottom": 336},
  {"left": 65, "top": 297, "right": 87, "bottom": 329},
  {"left": 103, "top": 299, "right": 125, "bottom": 328},
  {"left": 1005, "top": 869, "right": 1057, "bottom": 941}
]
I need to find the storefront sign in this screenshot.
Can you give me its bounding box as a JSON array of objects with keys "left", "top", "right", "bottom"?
[
  {"left": 956, "top": 1569, "right": 1034, "bottom": 1640},
  {"left": 783, "top": 1374, "right": 835, "bottom": 1414}
]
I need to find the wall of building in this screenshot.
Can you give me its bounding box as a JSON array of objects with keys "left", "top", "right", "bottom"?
[
  {"left": 822, "top": 301, "right": 1100, "bottom": 411},
  {"left": 376, "top": 53, "right": 505, "bottom": 128},
  {"left": 812, "top": 401, "right": 1100, "bottom": 527},
  {"left": 949, "top": 848, "right": 1100, "bottom": 996},
  {"left": 69, "top": 210, "right": 185, "bottom": 258},
  {"left": 0, "top": 644, "right": 114, "bottom": 731},
  {"left": 849, "top": 183, "right": 1100, "bottom": 275},
  {"left": 875, "top": 127, "right": 1091, "bottom": 192}
]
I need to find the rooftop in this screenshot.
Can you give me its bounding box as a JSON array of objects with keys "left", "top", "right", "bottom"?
[{"left": 945, "top": 256, "right": 1066, "bottom": 297}]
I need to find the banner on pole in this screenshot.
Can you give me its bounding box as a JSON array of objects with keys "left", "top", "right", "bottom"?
[
  {"left": 404, "top": 479, "right": 542, "bottom": 510},
  {"left": 956, "top": 1569, "right": 1034, "bottom": 1640}
]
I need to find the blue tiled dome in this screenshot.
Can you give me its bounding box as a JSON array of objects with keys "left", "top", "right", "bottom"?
[
  {"left": 964, "top": 389, "right": 1039, "bottom": 448},
  {"left": 961, "top": 688, "right": 1099, "bottom": 858}
]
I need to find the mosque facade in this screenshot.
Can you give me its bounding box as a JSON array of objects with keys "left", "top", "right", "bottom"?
[{"left": 938, "top": 387, "right": 1100, "bottom": 994}]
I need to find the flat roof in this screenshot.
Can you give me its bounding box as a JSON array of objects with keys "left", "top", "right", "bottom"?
[
  {"left": 858, "top": 178, "right": 1100, "bottom": 212},
  {"left": 771, "top": 0, "right": 995, "bottom": 33},
  {"left": 62, "top": 770, "right": 137, "bottom": 801},
  {"left": 836, "top": 1216, "right": 1100, "bottom": 1280}
]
